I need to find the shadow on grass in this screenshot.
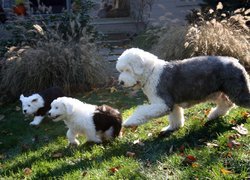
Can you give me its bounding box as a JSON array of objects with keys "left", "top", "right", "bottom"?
[
  {"left": 6, "top": 116, "right": 247, "bottom": 178},
  {"left": 1, "top": 89, "right": 249, "bottom": 178}
]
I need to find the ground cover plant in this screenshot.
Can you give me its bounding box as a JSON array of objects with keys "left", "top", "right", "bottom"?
[{"left": 0, "top": 88, "right": 249, "bottom": 179}]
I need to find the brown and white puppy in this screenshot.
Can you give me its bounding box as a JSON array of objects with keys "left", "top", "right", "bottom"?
[{"left": 49, "top": 97, "right": 122, "bottom": 145}]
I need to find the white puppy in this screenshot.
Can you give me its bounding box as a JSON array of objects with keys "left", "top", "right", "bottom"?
[
  {"left": 48, "top": 97, "right": 122, "bottom": 145},
  {"left": 20, "top": 87, "right": 64, "bottom": 125},
  {"left": 116, "top": 48, "right": 250, "bottom": 137}
]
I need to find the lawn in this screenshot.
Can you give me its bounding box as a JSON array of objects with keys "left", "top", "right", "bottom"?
[{"left": 0, "top": 88, "right": 249, "bottom": 179}]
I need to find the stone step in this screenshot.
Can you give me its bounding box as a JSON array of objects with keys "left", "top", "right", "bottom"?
[
  {"left": 97, "top": 39, "right": 130, "bottom": 46},
  {"left": 91, "top": 17, "right": 145, "bottom": 34}
]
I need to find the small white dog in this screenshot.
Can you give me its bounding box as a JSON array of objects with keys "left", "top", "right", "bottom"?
[
  {"left": 20, "top": 87, "right": 64, "bottom": 125},
  {"left": 48, "top": 97, "right": 122, "bottom": 145},
  {"left": 116, "top": 48, "right": 250, "bottom": 136}
]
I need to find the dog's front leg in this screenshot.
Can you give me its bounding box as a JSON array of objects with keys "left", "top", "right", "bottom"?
[
  {"left": 123, "top": 103, "right": 170, "bottom": 127},
  {"left": 30, "top": 116, "right": 44, "bottom": 125},
  {"left": 66, "top": 129, "right": 80, "bottom": 146},
  {"left": 159, "top": 105, "right": 185, "bottom": 137}
]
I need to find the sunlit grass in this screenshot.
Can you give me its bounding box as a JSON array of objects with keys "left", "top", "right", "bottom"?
[{"left": 0, "top": 88, "right": 249, "bottom": 179}]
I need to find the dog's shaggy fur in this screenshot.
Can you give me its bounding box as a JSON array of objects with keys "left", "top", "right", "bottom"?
[
  {"left": 48, "top": 97, "right": 122, "bottom": 145},
  {"left": 20, "top": 87, "right": 64, "bottom": 125},
  {"left": 116, "top": 48, "right": 250, "bottom": 136}
]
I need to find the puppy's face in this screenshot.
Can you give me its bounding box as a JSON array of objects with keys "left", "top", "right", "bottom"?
[
  {"left": 49, "top": 98, "right": 74, "bottom": 122},
  {"left": 116, "top": 50, "right": 144, "bottom": 89},
  {"left": 20, "top": 94, "right": 44, "bottom": 115}
]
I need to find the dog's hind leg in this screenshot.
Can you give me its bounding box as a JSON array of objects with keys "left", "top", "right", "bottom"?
[
  {"left": 207, "top": 93, "right": 234, "bottom": 120},
  {"left": 159, "top": 105, "right": 184, "bottom": 137},
  {"left": 85, "top": 129, "right": 102, "bottom": 143}
]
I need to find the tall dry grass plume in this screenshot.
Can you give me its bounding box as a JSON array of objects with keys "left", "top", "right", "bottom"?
[
  {"left": 151, "top": 2, "right": 249, "bottom": 70},
  {"left": 0, "top": 15, "right": 109, "bottom": 102}
]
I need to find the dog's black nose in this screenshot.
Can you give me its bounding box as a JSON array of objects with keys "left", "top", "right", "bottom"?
[
  {"left": 119, "top": 81, "right": 124, "bottom": 86},
  {"left": 48, "top": 113, "right": 51, "bottom": 116},
  {"left": 23, "top": 110, "right": 27, "bottom": 113}
]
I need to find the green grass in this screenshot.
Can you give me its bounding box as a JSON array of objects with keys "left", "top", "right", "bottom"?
[{"left": 0, "top": 88, "right": 249, "bottom": 179}]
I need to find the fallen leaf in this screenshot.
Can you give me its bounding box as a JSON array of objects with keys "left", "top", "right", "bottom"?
[
  {"left": 204, "top": 109, "right": 211, "bottom": 116},
  {"left": 147, "top": 133, "right": 153, "bottom": 137},
  {"left": 179, "top": 145, "right": 185, "bottom": 152},
  {"left": 109, "top": 166, "right": 121, "bottom": 174},
  {"left": 227, "top": 139, "right": 241, "bottom": 149},
  {"left": 228, "top": 134, "right": 241, "bottom": 140},
  {"left": 32, "top": 135, "right": 39, "bottom": 143},
  {"left": 16, "top": 106, "right": 21, "bottom": 111},
  {"left": 220, "top": 168, "right": 232, "bottom": 175},
  {"left": 227, "top": 142, "right": 233, "bottom": 149},
  {"left": 131, "top": 126, "right": 138, "bottom": 132},
  {"left": 110, "top": 86, "right": 117, "bottom": 93},
  {"left": 225, "top": 152, "right": 232, "bottom": 158},
  {"left": 21, "top": 144, "right": 30, "bottom": 152},
  {"left": 52, "top": 152, "right": 63, "bottom": 158},
  {"left": 169, "top": 145, "right": 174, "bottom": 154},
  {"left": 242, "top": 112, "right": 250, "bottom": 119},
  {"left": 0, "top": 115, "right": 5, "bottom": 121},
  {"left": 216, "top": 2, "right": 223, "bottom": 10},
  {"left": 206, "top": 142, "right": 219, "bottom": 148},
  {"left": 145, "top": 159, "right": 151, "bottom": 167},
  {"left": 126, "top": 151, "right": 136, "bottom": 158},
  {"left": 82, "top": 171, "right": 88, "bottom": 177},
  {"left": 133, "top": 139, "right": 145, "bottom": 146},
  {"left": 23, "top": 167, "right": 32, "bottom": 176},
  {"left": 183, "top": 155, "right": 197, "bottom": 165},
  {"left": 186, "top": 155, "right": 197, "bottom": 162},
  {"left": 229, "top": 119, "right": 237, "bottom": 125},
  {"left": 232, "top": 124, "right": 248, "bottom": 135},
  {"left": 179, "top": 152, "right": 185, "bottom": 156},
  {"left": 191, "top": 163, "right": 200, "bottom": 168},
  {"left": 0, "top": 154, "right": 5, "bottom": 160}
]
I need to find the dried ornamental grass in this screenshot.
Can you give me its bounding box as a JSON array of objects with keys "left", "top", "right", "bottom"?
[
  {"left": 0, "top": 24, "right": 109, "bottom": 102},
  {"left": 151, "top": 26, "right": 192, "bottom": 61},
  {"left": 151, "top": 3, "right": 249, "bottom": 70}
]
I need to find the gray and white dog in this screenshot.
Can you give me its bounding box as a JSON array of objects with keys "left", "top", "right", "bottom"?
[{"left": 116, "top": 48, "right": 250, "bottom": 136}]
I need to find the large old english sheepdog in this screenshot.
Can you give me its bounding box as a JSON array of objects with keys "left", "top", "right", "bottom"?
[
  {"left": 20, "top": 87, "right": 64, "bottom": 125},
  {"left": 116, "top": 48, "right": 250, "bottom": 136},
  {"left": 48, "top": 97, "right": 122, "bottom": 145}
]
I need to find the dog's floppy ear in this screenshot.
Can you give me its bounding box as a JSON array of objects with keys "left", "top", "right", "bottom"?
[
  {"left": 130, "top": 54, "right": 144, "bottom": 75},
  {"left": 63, "top": 102, "right": 74, "bottom": 115}
]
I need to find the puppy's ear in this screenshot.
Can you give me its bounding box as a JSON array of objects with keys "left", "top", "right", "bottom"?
[
  {"left": 130, "top": 54, "right": 144, "bottom": 75},
  {"left": 20, "top": 94, "right": 25, "bottom": 101},
  {"left": 64, "top": 102, "right": 74, "bottom": 115}
]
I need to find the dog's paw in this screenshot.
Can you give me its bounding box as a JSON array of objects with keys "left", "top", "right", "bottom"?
[
  {"left": 69, "top": 143, "right": 79, "bottom": 148},
  {"left": 158, "top": 130, "right": 175, "bottom": 138},
  {"left": 29, "top": 121, "right": 40, "bottom": 126},
  {"left": 69, "top": 140, "right": 80, "bottom": 147},
  {"left": 158, "top": 126, "right": 176, "bottom": 138},
  {"left": 123, "top": 118, "right": 139, "bottom": 127}
]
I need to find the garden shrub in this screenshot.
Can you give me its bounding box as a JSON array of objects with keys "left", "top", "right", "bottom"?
[
  {"left": 0, "top": 15, "right": 109, "bottom": 103},
  {"left": 150, "top": 3, "right": 249, "bottom": 70}
]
